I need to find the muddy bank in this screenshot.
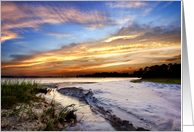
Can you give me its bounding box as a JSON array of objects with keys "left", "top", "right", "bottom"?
[{"left": 57, "top": 87, "right": 150, "bottom": 131}]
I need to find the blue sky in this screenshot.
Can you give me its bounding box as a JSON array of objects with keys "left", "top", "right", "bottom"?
[{"left": 1, "top": 1, "right": 181, "bottom": 76}]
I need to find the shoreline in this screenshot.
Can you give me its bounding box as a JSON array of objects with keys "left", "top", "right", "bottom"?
[{"left": 56, "top": 80, "right": 181, "bottom": 131}]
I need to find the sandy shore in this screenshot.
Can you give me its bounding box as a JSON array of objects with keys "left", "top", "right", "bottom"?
[{"left": 56, "top": 80, "right": 181, "bottom": 131}]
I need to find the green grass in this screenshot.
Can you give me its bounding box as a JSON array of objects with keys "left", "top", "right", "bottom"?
[
  {"left": 1, "top": 79, "right": 79, "bottom": 131},
  {"left": 43, "top": 104, "right": 78, "bottom": 131},
  {"left": 1, "top": 79, "right": 44, "bottom": 109},
  {"left": 131, "top": 78, "right": 181, "bottom": 84}
]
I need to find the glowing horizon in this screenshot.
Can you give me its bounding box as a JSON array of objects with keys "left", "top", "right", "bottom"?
[{"left": 1, "top": 1, "right": 181, "bottom": 76}]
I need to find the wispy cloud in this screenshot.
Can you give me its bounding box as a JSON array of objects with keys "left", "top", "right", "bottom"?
[
  {"left": 142, "top": 1, "right": 161, "bottom": 16},
  {"left": 1, "top": 31, "right": 19, "bottom": 43},
  {"left": 107, "top": 1, "right": 148, "bottom": 8},
  {"left": 101, "top": 22, "right": 181, "bottom": 45},
  {"left": 163, "top": 1, "right": 173, "bottom": 8},
  {"left": 1, "top": 25, "right": 181, "bottom": 74},
  {"left": 1, "top": 44, "right": 181, "bottom": 76},
  {"left": 158, "top": 1, "right": 173, "bottom": 10},
  {"left": 102, "top": 33, "right": 145, "bottom": 43},
  {"left": 13, "top": 41, "right": 29, "bottom": 47},
  {"left": 1, "top": 1, "right": 182, "bottom": 76},
  {"left": 161, "top": 54, "right": 181, "bottom": 62},
  {"left": 1, "top": 2, "right": 109, "bottom": 43},
  {"left": 142, "top": 8, "right": 153, "bottom": 16},
  {"left": 48, "top": 33, "right": 71, "bottom": 37},
  {"left": 84, "top": 22, "right": 116, "bottom": 29}
]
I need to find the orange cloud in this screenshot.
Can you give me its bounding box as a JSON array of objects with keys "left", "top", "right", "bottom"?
[
  {"left": 126, "top": 67, "right": 132, "bottom": 70},
  {"left": 1, "top": 45, "right": 181, "bottom": 76},
  {"left": 1, "top": 31, "right": 19, "bottom": 43},
  {"left": 1, "top": 44, "right": 180, "bottom": 70},
  {"left": 161, "top": 54, "right": 181, "bottom": 62}
]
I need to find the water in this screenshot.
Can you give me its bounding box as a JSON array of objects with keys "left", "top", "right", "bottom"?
[
  {"left": 46, "top": 90, "right": 118, "bottom": 131},
  {"left": 1, "top": 77, "right": 181, "bottom": 131},
  {"left": 1, "top": 77, "right": 138, "bottom": 83}
]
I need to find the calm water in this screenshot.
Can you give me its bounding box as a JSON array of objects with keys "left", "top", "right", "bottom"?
[{"left": 1, "top": 77, "right": 139, "bottom": 84}]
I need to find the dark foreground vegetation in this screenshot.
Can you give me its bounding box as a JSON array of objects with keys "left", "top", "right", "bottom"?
[
  {"left": 1, "top": 80, "right": 78, "bottom": 131},
  {"left": 1, "top": 80, "right": 43, "bottom": 109}
]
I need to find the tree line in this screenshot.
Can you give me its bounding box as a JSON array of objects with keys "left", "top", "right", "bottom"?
[
  {"left": 77, "top": 63, "right": 181, "bottom": 78},
  {"left": 133, "top": 63, "right": 181, "bottom": 78}
]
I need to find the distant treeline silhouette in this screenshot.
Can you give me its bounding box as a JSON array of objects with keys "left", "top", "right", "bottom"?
[
  {"left": 77, "top": 63, "right": 181, "bottom": 78},
  {"left": 133, "top": 63, "right": 181, "bottom": 78}
]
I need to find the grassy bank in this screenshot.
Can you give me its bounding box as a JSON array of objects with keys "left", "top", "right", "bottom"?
[
  {"left": 1, "top": 80, "right": 78, "bottom": 131},
  {"left": 131, "top": 78, "right": 181, "bottom": 85},
  {"left": 1, "top": 80, "right": 45, "bottom": 109}
]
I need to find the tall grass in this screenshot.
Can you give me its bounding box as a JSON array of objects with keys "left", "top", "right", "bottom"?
[
  {"left": 1, "top": 79, "right": 79, "bottom": 131},
  {"left": 43, "top": 104, "right": 78, "bottom": 131},
  {"left": 1, "top": 79, "right": 44, "bottom": 109}
]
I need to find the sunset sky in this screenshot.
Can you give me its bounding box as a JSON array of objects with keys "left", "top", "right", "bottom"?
[{"left": 1, "top": 1, "right": 181, "bottom": 76}]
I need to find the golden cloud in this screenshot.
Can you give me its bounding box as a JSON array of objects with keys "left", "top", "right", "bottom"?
[
  {"left": 102, "top": 32, "right": 145, "bottom": 43},
  {"left": 1, "top": 45, "right": 181, "bottom": 76},
  {"left": 1, "top": 31, "right": 18, "bottom": 43}
]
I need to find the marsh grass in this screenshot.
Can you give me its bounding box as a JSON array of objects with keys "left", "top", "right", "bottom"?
[
  {"left": 42, "top": 98, "right": 78, "bottom": 131},
  {"left": 1, "top": 79, "right": 79, "bottom": 131},
  {"left": 1, "top": 79, "right": 44, "bottom": 109},
  {"left": 131, "top": 78, "right": 181, "bottom": 84}
]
